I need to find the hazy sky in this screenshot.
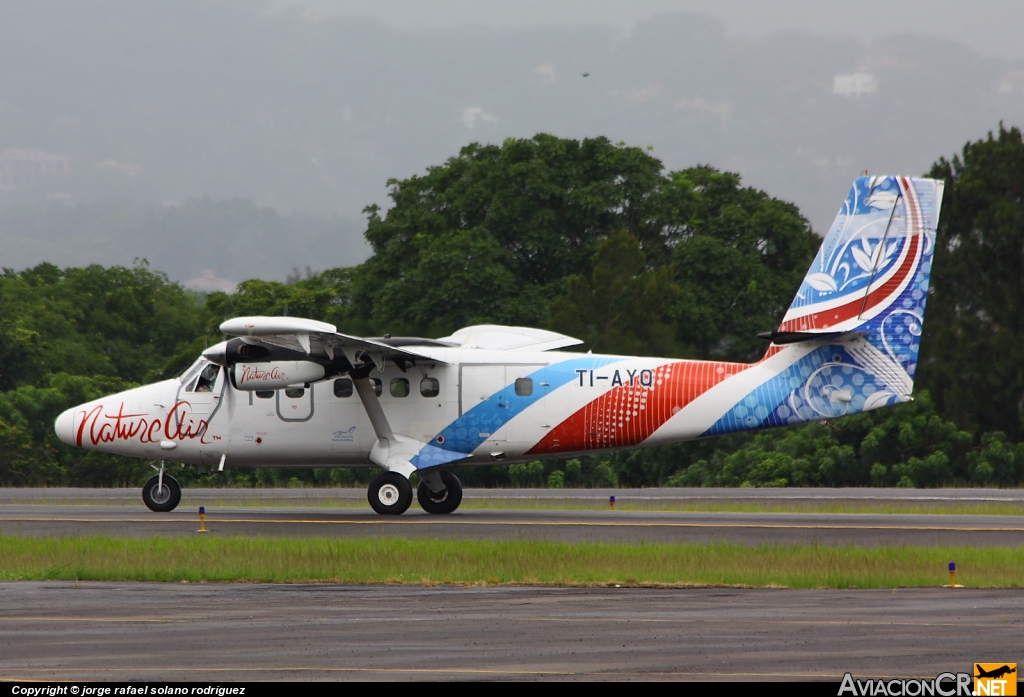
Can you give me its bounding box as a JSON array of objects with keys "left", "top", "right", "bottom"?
[
  {"left": 4, "top": 1, "right": 1022, "bottom": 281},
  {"left": 283, "top": 0, "right": 1024, "bottom": 61}
]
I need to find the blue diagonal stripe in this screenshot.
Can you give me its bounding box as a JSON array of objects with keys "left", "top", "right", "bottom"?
[{"left": 411, "top": 356, "right": 622, "bottom": 469}]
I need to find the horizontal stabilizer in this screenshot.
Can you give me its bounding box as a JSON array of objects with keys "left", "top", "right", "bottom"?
[{"left": 758, "top": 330, "right": 865, "bottom": 345}]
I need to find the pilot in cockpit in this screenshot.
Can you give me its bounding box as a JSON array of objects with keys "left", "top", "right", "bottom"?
[{"left": 193, "top": 364, "right": 220, "bottom": 392}]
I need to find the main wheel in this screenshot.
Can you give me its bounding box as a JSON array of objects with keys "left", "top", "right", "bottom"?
[
  {"left": 367, "top": 471, "right": 413, "bottom": 515},
  {"left": 142, "top": 474, "right": 182, "bottom": 512},
  {"left": 416, "top": 470, "right": 463, "bottom": 514}
]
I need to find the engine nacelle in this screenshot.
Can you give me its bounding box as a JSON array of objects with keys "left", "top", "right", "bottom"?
[{"left": 231, "top": 361, "right": 326, "bottom": 390}]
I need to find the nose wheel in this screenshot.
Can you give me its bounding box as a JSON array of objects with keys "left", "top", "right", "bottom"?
[
  {"left": 142, "top": 474, "right": 182, "bottom": 512},
  {"left": 367, "top": 471, "right": 413, "bottom": 515}
]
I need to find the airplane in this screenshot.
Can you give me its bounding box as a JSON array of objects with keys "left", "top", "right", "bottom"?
[
  {"left": 54, "top": 175, "right": 944, "bottom": 515},
  {"left": 975, "top": 665, "right": 1017, "bottom": 680}
]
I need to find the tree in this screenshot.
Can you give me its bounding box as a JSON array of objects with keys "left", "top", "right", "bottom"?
[
  {"left": 919, "top": 125, "right": 1024, "bottom": 438},
  {"left": 353, "top": 135, "right": 670, "bottom": 334},
  {"left": 0, "top": 262, "right": 205, "bottom": 388},
  {"left": 549, "top": 229, "right": 678, "bottom": 356},
  {"left": 665, "top": 167, "right": 818, "bottom": 362},
  {"left": 353, "top": 137, "right": 816, "bottom": 354}
]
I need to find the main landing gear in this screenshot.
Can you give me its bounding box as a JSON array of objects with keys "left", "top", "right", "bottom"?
[
  {"left": 367, "top": 471, "right": 414, "bottom": 515},
  {"left": 367, "top": 469, "right": 463, "bottom": 515},
  {"left": 142, "top": 465, "right": 182, "bottom": 512},
  {"left": 416, "top": 470, "right": 463, "bottom": 515}
]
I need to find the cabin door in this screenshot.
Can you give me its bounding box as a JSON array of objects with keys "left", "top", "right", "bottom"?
[{"left": 460, "top": 364, "right": 508, "bottom": 442}]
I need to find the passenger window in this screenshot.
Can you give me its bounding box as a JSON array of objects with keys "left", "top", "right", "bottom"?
[
  {"left": 370, "top": 378, "right": 382, "bottom": 397},
  {"left": 420, "top": 377, "right": 440, "bottom": 398},
  {"left": 390, "top": 378, "right": 410, "bottom": 398},
  {"left": 194, "top": 364, "right": 221, "bottom": 393},
  {"left": 284, "top": 387, "right": 305, "bottom": 399},
  {"left": 255, "top": 390, "right": 274, "bottom": 399},
  {"left": 515, "top": 377, "right": 533, "bottom": 397},
  {"left": 334, "top": 378, "right": 353, "bottom": 398}
]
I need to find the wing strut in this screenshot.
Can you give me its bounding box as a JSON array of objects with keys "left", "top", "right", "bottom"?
[
  {"left": 352, "top": 376, "right": 393, "bottom": 441},
  {"left": 350, "top": 375, "right": 425, "bottom": 479}
]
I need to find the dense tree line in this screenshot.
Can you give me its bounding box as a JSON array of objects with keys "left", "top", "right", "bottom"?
[{"left": 3, "top": 129, "right": 1024, "bottom": 488}]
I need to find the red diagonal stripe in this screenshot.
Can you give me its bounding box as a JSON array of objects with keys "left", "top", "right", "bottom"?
[{"left": 527, "top": 360, "right": 750, "bottom": 455}]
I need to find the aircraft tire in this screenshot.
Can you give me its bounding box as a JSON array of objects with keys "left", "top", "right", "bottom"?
[
  {"left": 368, "top": 471, "right": 413, "bottom": 515},
  {"left": 142, "top": 474, "right": 182, "bottom": 513},
  {"left": 416, "top": 470, "right": 463, "bottom": 514}
]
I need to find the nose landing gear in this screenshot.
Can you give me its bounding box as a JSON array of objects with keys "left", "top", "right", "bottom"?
[{"left": 142, "top": 470, "right": 182, "bottom": 512}]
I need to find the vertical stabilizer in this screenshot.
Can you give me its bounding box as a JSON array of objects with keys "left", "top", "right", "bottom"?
[
  {"left": 772, "top": 175, "right": 943, "bottom": 384},
  {"left": 700, "top": 176, "right": 945, "bottom": 436}
]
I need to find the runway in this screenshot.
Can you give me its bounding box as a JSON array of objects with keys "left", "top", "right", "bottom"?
[
  {"left": 4, "top": 486, "right": 1024, "bottom": 506},
  {"left": 0, "top": 583, "right": 1020, "bottom": 681},
  {"left": 1, "top": 487, "right": 1024, "bottom": 545}
]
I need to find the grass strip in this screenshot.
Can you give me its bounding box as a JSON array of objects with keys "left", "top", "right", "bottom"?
[{"left": 0, "top": 535, "right": 1020, "bottom": 588}]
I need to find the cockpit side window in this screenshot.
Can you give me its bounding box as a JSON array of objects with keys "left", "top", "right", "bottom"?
[{"left": 193, "top": 364, "right": 221, "bottom": 393}]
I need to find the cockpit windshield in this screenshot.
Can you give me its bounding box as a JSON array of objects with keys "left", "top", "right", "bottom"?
[
  {"left": 180, "top": 359, "right": 222, "bottom": 392},
  {"left": 179, "top": 358, "right": 206, "bottom": 387}
]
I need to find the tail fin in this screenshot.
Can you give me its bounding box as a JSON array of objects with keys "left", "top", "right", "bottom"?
[
  {"left": 772, "top": 176, "right": 943, "bottom": 381},
  {"left": 701, "top": 177, "right": 944, "bottom": 438}
]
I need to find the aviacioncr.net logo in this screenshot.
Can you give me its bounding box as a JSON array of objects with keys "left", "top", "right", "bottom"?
[
  {"left": 974, "top": 663, "right": 1017, "bottom": 696},
  {"left": 839, "top": 672, "right": 973, "bottom": 696}
]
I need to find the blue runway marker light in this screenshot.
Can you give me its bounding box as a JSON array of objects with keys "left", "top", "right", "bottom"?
[
  {"left": 948, "top": 561, "right": 955, "bottom": 573},
  {"left": 947, "top": 561, "right": 958, "bottom": 587},
  {"left": 609, "top": 495, "right": 615, "bottom": 510},
  {"left": 197, "top": 506, "right": 209, "bottom": 533},
  {"left": 199, "top": 506, "right": 206, "bottom": 515}
]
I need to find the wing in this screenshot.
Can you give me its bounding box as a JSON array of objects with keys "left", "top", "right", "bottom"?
[
  {"left": 436, "top": 324, "right": 582, "bottom": 351},
  {"left": 217, "top": 316, "right": 450, "bottom": 369}
]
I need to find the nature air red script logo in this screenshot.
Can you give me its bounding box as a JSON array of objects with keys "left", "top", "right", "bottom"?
[
  {"left": 237, "top": 364, "right": 286, "bottom": 385},
  {"left": 74, "top": 401, "right": 213, "bottom": 447}
]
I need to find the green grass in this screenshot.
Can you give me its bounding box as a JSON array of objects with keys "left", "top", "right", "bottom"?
[{"left": 0, "top": 535, "right": 1020, "bottom": 587}]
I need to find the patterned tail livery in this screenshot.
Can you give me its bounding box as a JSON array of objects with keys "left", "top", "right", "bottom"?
[{"left": 703, "top": 175, "right": 944, "bottom": 436}]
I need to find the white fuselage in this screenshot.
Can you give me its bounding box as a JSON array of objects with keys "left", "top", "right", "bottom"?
[{"left": 55, "top": 346, "right": 793, "bottom": 469}]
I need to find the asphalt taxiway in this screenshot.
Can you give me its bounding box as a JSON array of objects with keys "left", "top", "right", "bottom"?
[
  {"left": 1, "top": 583, "right": 1020, "bottom": 681},
  {"left": 3, "top": 505, "right": 1024, "bottom": 545},
  {"left": 4, "top": 485, "right": 1024, "bottom": 506},
  {"left": 1, "top": 488, "right": 1023, "bottom": 545}
]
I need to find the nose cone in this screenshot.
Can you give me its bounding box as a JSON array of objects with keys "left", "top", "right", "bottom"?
[
  {"left": 54, "top": 407, "right": 78, "bottom": 447},
  {"left": 203, "top": 340, "right": 229, "bottom": 366}
]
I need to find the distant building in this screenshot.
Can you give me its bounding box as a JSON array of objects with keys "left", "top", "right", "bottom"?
[
  {"left": 184, "top": 270, "right": 237, "bottom": 294},
  {"left": 833, "top": 73, "right": 878, "bottom": 97},
  {"left": 95, "top": 159, "right": 143, "bottom": 176},
  {"left": 0, "top": 149, "right": 72, "bottom": 190}
]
